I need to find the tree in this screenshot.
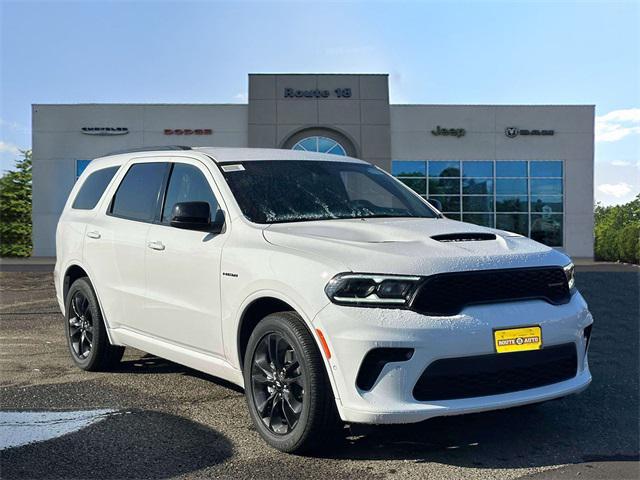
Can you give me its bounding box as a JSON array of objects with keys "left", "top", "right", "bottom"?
[
  {"left": 594, "top": 193, "right": 640, "bottom": 264},
  {"left": 0, "top": 150, "right": 32, "bottom": 257}
]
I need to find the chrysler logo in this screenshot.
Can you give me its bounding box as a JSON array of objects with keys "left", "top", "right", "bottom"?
[
  {"left": 81, "top": 127, "right": 129, "bottom": 136},
  {"left": 505, "top": 127, "right": 554, "bottom": 138}
]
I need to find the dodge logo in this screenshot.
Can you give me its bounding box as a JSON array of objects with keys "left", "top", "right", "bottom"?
[
  {"left": 164, "top": 129, "right": 212, "bottom": 135},
  {"left": 505, "top": 127, "right": 519, "bottom": 138}
]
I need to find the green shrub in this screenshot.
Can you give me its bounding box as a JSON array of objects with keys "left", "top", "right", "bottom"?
[
  {"left": 594, "top": 194, "right": 640, "bottom": 264},
  {"left": 0, "top": 150, "right": 32, "bottom": 257}
]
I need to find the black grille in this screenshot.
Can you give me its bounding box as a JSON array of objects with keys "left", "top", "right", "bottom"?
[
  {"left": 413, "top": 343, "right": 577, "bottom": 401},
  {"left": 410, "top": 267, "right": 571, "bottom": 316}
]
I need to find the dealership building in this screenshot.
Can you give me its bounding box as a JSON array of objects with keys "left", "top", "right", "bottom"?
[{"left": 32, "top": 73, "right": 595, "bottom": 257}]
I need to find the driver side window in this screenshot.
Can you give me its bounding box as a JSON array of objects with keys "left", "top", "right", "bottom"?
[{"left": 162, "top": 163, "right": 220, "bottom": 223}]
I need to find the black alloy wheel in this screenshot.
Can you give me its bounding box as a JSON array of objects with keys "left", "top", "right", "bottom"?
[
  {"left": 251, "top": 332, "right": 304, "bottom": 434},
  {"left": 68, "top": 290, "right": 94, "bottom": 359},
  {"left": 243, "top": 312, "right": 341, "bottom": 453},
  {"left": 64, "top": 277, "right": 124, "bottom": 371}
]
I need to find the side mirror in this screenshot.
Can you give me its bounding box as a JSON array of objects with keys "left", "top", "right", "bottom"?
[
  {"left": 170, "top": 202, "right": 223, "bottom": 233},
  {"left": 426, "top": 198, "right": 442, "bottom": 211}
]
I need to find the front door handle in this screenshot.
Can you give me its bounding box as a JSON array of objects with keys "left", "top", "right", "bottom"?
[
  {"left": 147, "top": 240, "right": 165, "bottom": 251},
  {"left": 86, "top": 231, "right": 101, "bottom": 239}
]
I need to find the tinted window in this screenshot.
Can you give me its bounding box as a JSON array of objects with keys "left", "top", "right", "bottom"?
[
  {"left": 462, "top": 161, "right": 493, "bottom": 177},
  {"left": 392, "top": 161, "right": 426, "bottom": 177},
  {"left": 162, "top": 163, "right": 220, "bottom": 223},
  {"left": 429, "top": 161, "right": 460, "bottom": 177},
  {"left": 496, "top": 161, "right": 527, "bottom": 177},
  {"left": 530, "top": 161, "right": 562, "bottom": 177},
  {"left": 110, "top": 162, "right": 167, "bottom": 222},
  {"left": 72, "top": 166, "right": 119, "bottom": 210}
]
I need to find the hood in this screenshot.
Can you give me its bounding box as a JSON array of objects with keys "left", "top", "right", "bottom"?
[{"left": 263, "top": 217, "right": 569, "bottom": 276}]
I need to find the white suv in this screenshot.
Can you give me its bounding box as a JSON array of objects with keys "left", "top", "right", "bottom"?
[{"left": 55, "top": 147, "right": 593, "bottom": 452}]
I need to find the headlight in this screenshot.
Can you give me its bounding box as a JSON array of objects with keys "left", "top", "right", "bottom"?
[
  {"left": 563, "top": 262, "right": 576, "bottom": 291},
  {"left": 325, "top": 273, "right": 421, "bottom": 307}
]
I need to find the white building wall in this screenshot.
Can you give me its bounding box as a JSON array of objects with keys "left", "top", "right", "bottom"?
[
  {"left": 390, "top": 105, "right": 595, "bottom": 258},
  {"left": 31, "top": 104, "right": 248, "bottom": 256}
]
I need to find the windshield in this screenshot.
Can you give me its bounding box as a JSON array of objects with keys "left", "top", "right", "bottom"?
[{"left": 220, "top": 160, "right": 438, "bottom": 224}]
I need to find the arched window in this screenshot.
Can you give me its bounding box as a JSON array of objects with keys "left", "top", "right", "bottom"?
[{"left": 292, "top": 136, "right": 347, "bottom": 156}]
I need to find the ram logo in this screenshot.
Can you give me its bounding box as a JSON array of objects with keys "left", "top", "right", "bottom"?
[{"left": 505, "top": 127, "right": 519, "bottom": 138}]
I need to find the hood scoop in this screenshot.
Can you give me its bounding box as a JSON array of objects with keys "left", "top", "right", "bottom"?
[{"left": 431, "top": 232, "right": 497, "bottom": 243}]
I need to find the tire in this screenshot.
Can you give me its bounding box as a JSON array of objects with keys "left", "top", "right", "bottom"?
[
  {"left": 243, "top": 311, "right": 341, "bottom": 453},
  {"left": 64, "top": 277, "right": 124, "bottom": 371}
]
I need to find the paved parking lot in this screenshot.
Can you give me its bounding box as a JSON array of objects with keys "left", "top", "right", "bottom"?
[{"left": 1, "top": 268, "right": 638, "bottom": 479}]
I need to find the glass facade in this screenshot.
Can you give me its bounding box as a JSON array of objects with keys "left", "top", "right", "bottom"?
[
  {"left": 75, "top": 159, "right": 91, "bottom": 181},
  {"left": 392, "top": 160, "right": 564, "bottom": 246}
]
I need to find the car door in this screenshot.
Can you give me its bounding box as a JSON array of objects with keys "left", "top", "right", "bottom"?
[
  {"left": 143, "top": 159, "right": 227, "bottom": 356},
  {"left": 83, "top": 160, "right": 169, "bottom": 330}
]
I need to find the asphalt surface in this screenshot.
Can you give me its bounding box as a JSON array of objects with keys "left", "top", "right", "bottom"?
[{"left": 0, "top": 268, "right": 638, "bottom": 479}]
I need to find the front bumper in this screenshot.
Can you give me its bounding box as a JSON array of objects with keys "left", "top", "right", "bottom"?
[{"left": 313, "top": 292, "right": 593, "bottom": 424}]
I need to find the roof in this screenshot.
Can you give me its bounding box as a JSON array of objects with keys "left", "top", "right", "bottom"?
[
  {"left": 93, "top": 147, "right": 367, "bottom": 165},
  {"left": 193, "top": 147, "right": 366, "bottom": 164}
]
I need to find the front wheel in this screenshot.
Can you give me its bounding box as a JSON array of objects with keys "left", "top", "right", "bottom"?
[{"left": 243, "top": 312, "right": 340, "bottom": 453}]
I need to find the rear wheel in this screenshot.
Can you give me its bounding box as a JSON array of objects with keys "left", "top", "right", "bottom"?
[
  {"left": 65, "top": 277, "right": 124, "bottom": 371},
  {"left": 243, "top": 312, "right": 340, "bottom": 453}
]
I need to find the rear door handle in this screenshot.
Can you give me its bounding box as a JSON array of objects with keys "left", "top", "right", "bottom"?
[
  {"left": 86, "top": 231, "right": 101, "bottom": 239},
  {"left": 147, "top": 240, "right": 165, "bottom": 251}
]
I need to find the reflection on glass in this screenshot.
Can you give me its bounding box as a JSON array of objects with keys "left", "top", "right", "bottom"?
[
  {"left": 444, "top": 213, "right": 461, "bottom": 221},
  {"left": 530, "top": 161, "right": 562, "bottom": 178},
  {"left": 531, "top": 213, "right": 563, "bottom": 246},
  {"left": 531, "top": 196, "right": 563, "bottom": 213},
  {"left": 399, "top": 177, "right": 426, "bottom": 195},
  {"left": 496, "top": 178, "right": 528, "bottom": 195},
  {"left": 496, "top": 161, "right": 527, "bottom": 177},
  {"left": 392, "top": 161, "right": 426, "bottom": 177},
  {"left": 428, "top": 161, "right": 461, "bottom": 177},
  {"left": 292, "top": 136, "right": 346, "bottom": 156},
  {"left": 429, "top": 178, "right": 460, "bottom": 195},
  {"left": 463, "top": 161, "right": 493, "bottom": 177},
  {"left": 496, "top": 213, "right": 529, "bottom": 236},
  {"left": 463, "top": 213, "right": 494, "bottom": 228},
  {"left": 391, "top": 160, "right": 565, "bottom": 247},
  {"left": 531, "top": 178, "right": 563, "bottom": 195},
  {"left": 463, "top": 196, "right": 493, "bottom": 212},
  {"left": 463, "top": 177, "right": 493, "bottom": 194},
  {"left": 496, "top": 195, "right": 528, "bottom": 212},
  {"left": 429, "top": 195, "right": 460, "bottom": 212}
]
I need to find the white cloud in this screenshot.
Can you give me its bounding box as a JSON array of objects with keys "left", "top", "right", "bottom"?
[
  {"left": 232, "top": 92, "right": 248, "bottom": 103},
  {"left": 597, "top": 182, "right": 634, "bottom": 198},
  {"left": 595, "top": 108, "right": 640, "bottom": 142},
  {"left": 0, "top": 141, "right": 21, "bottom": 155}
]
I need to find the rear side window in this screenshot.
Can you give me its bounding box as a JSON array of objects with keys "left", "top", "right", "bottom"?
[
  {"left": 161, "top": 163, "right": 220, "bottom": 223},
  {"left": 110, "top": 162, "right": 168, "bottom": 222},
  {"left": 72, "top": 166, "right": 119, "bottom": 210}
]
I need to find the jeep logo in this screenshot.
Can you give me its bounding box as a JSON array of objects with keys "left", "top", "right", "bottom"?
[
  {"left": 431, "top": 126, "right": 466, "bottom": 138},
  {"left": 505, "top": 127, "right": 554, "bottom": 138}
]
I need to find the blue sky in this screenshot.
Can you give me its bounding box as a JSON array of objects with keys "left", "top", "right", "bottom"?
[{"left": 1, "top": 0, "right": 638, "bottom": 205}]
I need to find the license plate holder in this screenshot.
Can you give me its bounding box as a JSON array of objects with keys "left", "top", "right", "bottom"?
[{"left": 494, "top": 326, "right": 542, "bottom": 353}]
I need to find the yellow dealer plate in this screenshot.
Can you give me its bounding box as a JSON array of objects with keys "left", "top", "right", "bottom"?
[{"left": 494, "top": 326, "right": 542, "bottom": 353}]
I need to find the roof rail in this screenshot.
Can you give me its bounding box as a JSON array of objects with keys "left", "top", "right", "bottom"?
[{"left": 104, "top": 145, "right": 193, "bottom": 156}]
